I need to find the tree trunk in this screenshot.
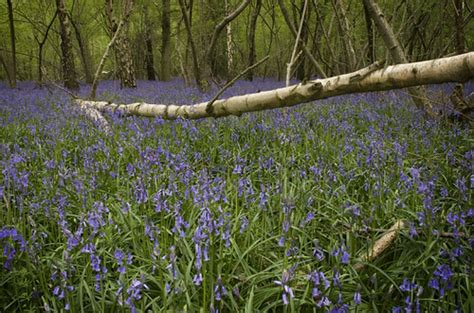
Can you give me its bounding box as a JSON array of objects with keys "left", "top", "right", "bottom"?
[
  {"left": 246, "top": 0, "right": 262, "bottom": 81},
  {"left": 106, "top": 0, "right": 136, "bottom": 88},
  {"left": 332, "top": 0, "right": 357, "bottom": 72},
  {"left": 362, "top": 0, "right": 431, "bottom": 113},
  {"left": 278, "top": 0, "right": 326, "bottom": 78},
  {"left": 70, "top": 19, "right": 94, "bottom": 84},
  {"left": 454, "top": 0, "right": 465, "bottom": 54},
  {"left": 205, "top": 0, "right": 252, "bottom": 79},
  {"left": 363, "top": 1, "right": 375, "bottom": 64},
  {"left": 295, "top": 0, "right": 310, "bottom": 81},
  {"left": 56, "top": 0, "right": 79, "bottom": 89},
  {"left": 7, "top": 0, "right": 16, "bottom": 88},
  {"left": 77, "top": 53, "right": 474, "bottom": 120},
  {"left": 224, "top": 0, "right": 234, "bottom": 76},
  {"left": 37, "top": 12, "right": 57, "bottom": 86},
  {"left": 145, "top": 26, "right": 156, "bottom": 81},
  {"left": 160, "top": 0, "right": 171, "bottom": 81},
  {"left": 178, "top": 0, "right": 202, "bottom": 90}
]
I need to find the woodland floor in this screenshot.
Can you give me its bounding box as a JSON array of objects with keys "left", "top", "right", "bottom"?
[{"left": 0, "top": 80, "right": 472, "bottom": 312}]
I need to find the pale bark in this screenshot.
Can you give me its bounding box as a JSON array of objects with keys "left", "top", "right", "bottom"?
[
  {"left": 225, "top": 0, "right": 234, "bottom": 74},
  {"left": 362, "top": 0, "right": 431, "bottom": 113},
  {"left": 353, "top": 220, "right": 406, "bottom": 272},
  {"left": 106, "top": 0, "right": 136, "bottom": 88},
  {"left": 76, "top": 53, "right": 474, "bottom": 120}
]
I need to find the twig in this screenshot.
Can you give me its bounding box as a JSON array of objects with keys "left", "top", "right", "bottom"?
[
  {"left": 205, "top": 55, "right": 270, "bottom": 115},
  {"left": 89, "top": 18, "right": 125, "bottom": 99}
]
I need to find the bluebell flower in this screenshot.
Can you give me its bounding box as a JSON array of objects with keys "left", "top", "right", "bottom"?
[{"left": 274, "top": 270, "right": 294, "bottom": 305}]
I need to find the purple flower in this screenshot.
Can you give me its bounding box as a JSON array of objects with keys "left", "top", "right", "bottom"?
[
  {"left": 353, "top": 290, "right": 361, "bottom": 305},
  {"left": 433, "top": 264, "right": 453, "bottom": 282},
  {"left": 240, "top": 216, "right": 249, "bottom": 234},
  {"left": 274, "top": 270, "right": 294, "bottom": 305},
  {"left": 399, "top": 278, "right": 417, "bottom": 292},
  {"left": 214, "top": 277, "right": 228, "bottom": 301}
]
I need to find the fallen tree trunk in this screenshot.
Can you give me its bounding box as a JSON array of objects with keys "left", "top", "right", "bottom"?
[{"left": 76, "top": 52, "right": 474, "bottom": 120}]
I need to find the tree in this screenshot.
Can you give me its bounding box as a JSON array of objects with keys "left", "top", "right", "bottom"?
[
  {"left": 106, "top": 0, "right": 136, "bottom": 88},
  {"left": 362, "top": 0, "right": 432, "bottom": 114},
  {"left": 7, "top": 0, "right": 16, "bottom": 88},
  {"left": 56, "top": 0, "right": 79, "bottom": 89},
  {"left": 245, "top": 0, "right": 261, "bottom": 81},
  {"left": 76, "top": 53, "right": 474, "bottom": 120},
  {"left": 160, "top": 0, "right": 170, "bottom": 81}
]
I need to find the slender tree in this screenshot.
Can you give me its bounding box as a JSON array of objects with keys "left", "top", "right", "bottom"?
[
  {"left": 7, "top": 0, "right": 16, "bottom": 88},
  {"left": 363, "top": 0, "right": 432, "bottom": 113},
  {"left": 246, "top": 0, "right": 262, "bottom": 81},
  {"left": 56, "top": 0, "right": 79, "bottom": 89},
  {"left": 363, "top": 1, "right": 375, "bottom": 64},
  {"left": 178, "top": 0, "right": 202, "bottom": 90},
  {"left": 70, "top": 18, "right": 94, "bottom": 84},
  {"left": 160, "top": 0, "right": 171, "bottom": 81},
  {"left": 453, "top": 0, "right": 465, "bottom": 54}
]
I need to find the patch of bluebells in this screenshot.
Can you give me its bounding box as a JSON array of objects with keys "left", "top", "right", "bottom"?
[{"left": 0, "top": 80, "right": 472, "bottom": 311}]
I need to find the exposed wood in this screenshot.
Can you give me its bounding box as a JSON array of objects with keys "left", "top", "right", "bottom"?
[
  {"left": 76, "top": 53, "right": 474, "bottom": 120},
  {"left": 353, "top": 220, "right": 406, "bottom": 272}
]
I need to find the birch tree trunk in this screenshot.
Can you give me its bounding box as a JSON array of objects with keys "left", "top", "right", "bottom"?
[
  {"left": 56, "top": 0, "right": 79, "bottom": 90},
  {"left": 106, "top": 0, "right": 136, "bottom": 88},
  {"left": 76, "top": 53, "right": 474, "bottom": 120},
  {"left": 362, "top": 0, "right": 431, "bottom": 113},
  {"left": 7, "top": 0, "right": 16, "bottom": 88}
]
